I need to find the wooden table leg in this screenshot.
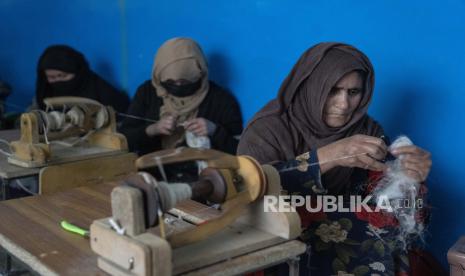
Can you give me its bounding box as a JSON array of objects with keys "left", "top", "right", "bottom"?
[
  {"left": 0, "top": 251, "right": 12, "bottom": 276},
  {"left": 0, "top": 178, "right": 5, "bottom": 201},
  {"left": 287, "top": 256, "right": 300, "bottom": 276},
  {"left": 1, "top": 252, "right": 30, "bottom": 276}
]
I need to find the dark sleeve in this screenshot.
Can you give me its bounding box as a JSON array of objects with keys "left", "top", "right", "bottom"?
[
  {"left": 110, "top": 91, "right": 130, "bottom": 113},
  {"left": 238, "top": 119, "right": 324, "bottom": 195},
  {"left": 272, "top": 150, "right": 326, "bottom": 196},
  {"left": 209, "top": 91, "right": 243, "bottom": 154},
  {"left": 92, "top": 74, "right": 130, "bottom": 113},
  {"left": 237, "top": 120, "right": 286, "bottom": 164},
  {"left": 118, "top": 84, "right": 161, "bottom": 154}
]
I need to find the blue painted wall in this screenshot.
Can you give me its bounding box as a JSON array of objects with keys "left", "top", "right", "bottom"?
[
  {"left": 0, "top": 0, "right": 125, "bottom": 108},
  {"left": 1, "top": 0, "right": 464, "bottom": 269}
]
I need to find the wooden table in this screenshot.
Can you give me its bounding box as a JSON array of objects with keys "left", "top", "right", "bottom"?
[
  {"left": 0, "top": 182, "right": 306, "bottom": 276},
  {"left": 0, "top": 182, "right": 114, "bottom": 275},
  {"left": 0, "top": 129, "right": 130, "bottom": 200}
]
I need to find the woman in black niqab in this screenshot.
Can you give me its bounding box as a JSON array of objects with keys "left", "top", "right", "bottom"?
[{"left": 35, "top": 45, "right": 129, "bottom": 112}]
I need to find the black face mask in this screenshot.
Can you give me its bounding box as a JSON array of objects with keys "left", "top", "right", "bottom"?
[
  {"left": 161, "top": 79, "right": 202, "bottom": 98},
  {"left": 49, "top": 77, "right": 82, "bottom": 95}
]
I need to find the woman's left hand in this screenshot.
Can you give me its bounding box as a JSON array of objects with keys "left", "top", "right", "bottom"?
[
  {"left": 184, "top": 118, "right": 212, "bottom": 136},
  {"left": 390, "top": 145, "right": 432, "bottom": 182}
]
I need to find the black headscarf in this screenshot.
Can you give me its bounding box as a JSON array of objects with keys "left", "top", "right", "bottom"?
[{"left": 36, "top": 45, "right": 129, "bottom": 112}]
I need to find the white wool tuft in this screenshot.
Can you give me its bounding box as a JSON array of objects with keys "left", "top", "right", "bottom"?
[{"left": 372, "top": 135, "right": 425, "bottom": 248}]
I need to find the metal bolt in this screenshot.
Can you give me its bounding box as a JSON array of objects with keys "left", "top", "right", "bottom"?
[{"left": 128, "top": 257, "right": 134, "bottom": 270}]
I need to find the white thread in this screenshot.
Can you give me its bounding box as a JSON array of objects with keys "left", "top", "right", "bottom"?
[
  {"left": 1, "top": 101, "right": 218, "bottom": 139},
  {"left": 277, "top": 152, "right": 370, "bottom": 173},
  {"left": 116, "top": 112, "right": 158, "bottom": 123},
  {"left": 13, "top": 179, "right": 37, "bottom": 195},
  {"left": 0, "top": 138, "right": 12, "bottom": 157},
  {"left": 156, "top": 157, "right": 168, "bottom": 182},
  {"left": 152, "top": 147, "right": 184, "bottom": 182},
  {"left": 0, "top": 148, "right": 10, "bottom": 157},
  {"left": 189, "top": 204, "right": 221, "bottom": 216},
  {"left": 42, "top": 123, "right": 50, "bottom": 145}
]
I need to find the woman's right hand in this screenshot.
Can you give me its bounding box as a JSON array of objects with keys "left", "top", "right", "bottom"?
[
  {"left": 145, "top": 115, "right": 176, "bottom": 136},
  {"left": 317, "top": 134, "right": 388, "bottom": 173}
]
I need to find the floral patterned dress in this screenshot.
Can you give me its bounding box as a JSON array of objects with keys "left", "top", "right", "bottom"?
[{"left": 271, "top": 150, "right": 428, "bottom": 276}]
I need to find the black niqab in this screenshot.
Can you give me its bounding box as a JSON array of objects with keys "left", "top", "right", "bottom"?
[{"left": 36, "top": 45, "right": 129, "bottom": 112}]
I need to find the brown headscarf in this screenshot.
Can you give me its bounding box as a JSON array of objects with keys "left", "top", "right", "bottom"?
[
  {"left": 237, "top": 42, "right": 384, "bottom": 194},
  {"left": 151, "top": 37, "right": 209, "bottom": 149}
]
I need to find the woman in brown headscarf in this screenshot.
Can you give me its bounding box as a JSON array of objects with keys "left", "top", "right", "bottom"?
[
  {"left": 238, "top": 42, "right": 431, "bottom": 194},
  {"left": 120, "top": 38, "right": 242, "bottom": 181},
  {"left": 238, "top": 43, "right": 435, "bottom": 275}
]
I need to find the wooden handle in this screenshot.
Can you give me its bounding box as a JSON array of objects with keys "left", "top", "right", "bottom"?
[
  {"left": 135, "top": 147, "right": 239, "bottom": 170},
  {"left": 43, "top": 96, "right": 103, "bottom": 108}
]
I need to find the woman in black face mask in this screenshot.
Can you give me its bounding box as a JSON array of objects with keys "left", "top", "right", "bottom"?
[
  {"left": 33, "top": 45, "right": 129, "bottom": 113},
  {"left": 119, "top": 37, "right": 243, "bottom": 181},
  {"left": 160, "top": 78, "right": 203, "bottom": 98}
]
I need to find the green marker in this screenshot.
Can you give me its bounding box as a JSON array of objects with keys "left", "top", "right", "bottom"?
[{"left": 60, "top": 220, "right": 89, "bottom": 237}]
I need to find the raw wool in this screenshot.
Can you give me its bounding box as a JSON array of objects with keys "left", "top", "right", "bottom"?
[
  {"left": 66, "top": 106, "right": 85, "bottom": 128},
  {"left": 185, "top": 131, "right": 210, "bottom": 173},
  {"left": 31, "top": 107, "right": 102, "bottom": 147},
  {"left": 371, "top": 135, "right": 425, "bottom": 248},
  {"left": 185, "top": 131, "right": 211, "bottom": 149}
]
